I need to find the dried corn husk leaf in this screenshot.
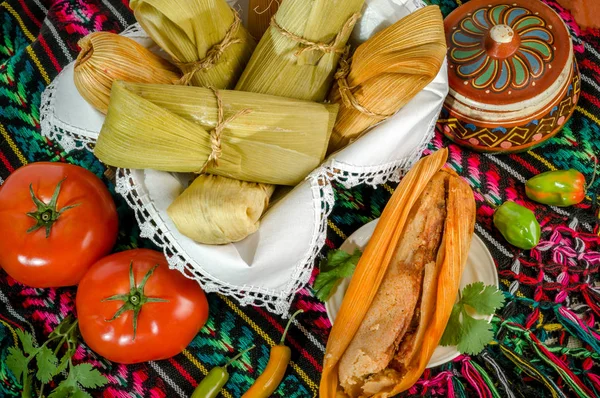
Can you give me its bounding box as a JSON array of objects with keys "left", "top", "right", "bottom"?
[
  {"left": 235, "top": 0, "right": 365, "bottom": 101},
  {"left": 95, "top": 81, "right": 338, "bottom": 186},
  {"left": 73, "top": 32, "right": 180, "bottom": 114},
  {"left": 168, "top": 175, "right": 275, "bottom": 244},
  {"left": 129, "top": 0, "right": 255, "bottom": 88},
  {"left": 248, "top": 0, "right": 280, "bottom": 40},
  {"left": 320, "top": 149, "right": 475, "bottom": 397},
  {"left": 327, "top": 6, "right": 446, "bottom": 153}
]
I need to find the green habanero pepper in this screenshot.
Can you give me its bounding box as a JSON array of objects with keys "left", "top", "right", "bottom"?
[
  {"left": 191, "top": 345, "right": 255, "bottom": 398},
  {"left": 525, "top": 169, "right": 586, "bottom": 207},
  {"left": 493, "top": 201, "right": 541, "bottom": 250}
]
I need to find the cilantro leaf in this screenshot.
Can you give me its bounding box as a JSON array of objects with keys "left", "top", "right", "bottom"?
[
  {"left": 36, "top": 345, "right": 59, "bottom": 383},
  {"left": 16, "top": 329, "right": 36, "bottom": 356},
  {"left": 460, "top": 282, "right": 505, "bottom": 316},
  {"left": 48, "top": 384, "right": 72, "bottom": 398},
  {"left": 314, "top": 249, "right": 362, "bottom": 302},
  {"left": 6, "top": 346, "right": 28, "bottom": 380},
  {"left": 71, "top": 388, "right": 93, "bottom": 398},
  {"left": 440, "top": 283, "right": 504, "bottom": 355},
  {"left": 71, "top": 363, "right": 108, "bottom": 389},
  {"left": 439, "top": 306, "right": 461, "bottom": 346},
  {"left": 457, "top": 315, "right": 494, "bottom": 355}
]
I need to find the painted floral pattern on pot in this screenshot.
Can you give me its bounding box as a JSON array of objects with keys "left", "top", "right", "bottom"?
[{"left": 450, "top": 4, "right": 555, "bottom": 92}]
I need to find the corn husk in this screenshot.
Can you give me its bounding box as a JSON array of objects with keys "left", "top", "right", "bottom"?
[
  {"left": 168, "top": 175, "right": 275, "bottom": 244},
  {"left": 327, "top": 6, "right": 446, "bottom": 154},
  {"left": 129, "top": 0, "right": 256, "bottom": 88},
  {"left": 73, "top": 32, "right": 180, "bottom": 114},
  {"left": 235, "top": 0, "right": 366, "bottom": 101},
  {"left": 95, "top": 81, "right": 338, "bottom": 186},
  {"left": 320, "top": 149, "right": 476, "bottom": 397},
  {"left": 248, "top": 0, "right": 280, "bottom": 40}
]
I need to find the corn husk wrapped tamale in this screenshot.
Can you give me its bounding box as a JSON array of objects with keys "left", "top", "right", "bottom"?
[
  {"left": 248, "top": 0, "right": 280, "bottom": 40},
  {"left": 129, "top": 0, "right": 256, "bottom": 88},
  {"left": 327, "top": 6, "right": 446, "bottom": 153},
  {"left": 235, "top": 0, "right": 366, "bottom": 101},
  {"left": 168, "top": 175, "right": 275, "bottom": 244},
  {"left": 73, "top": 32, "right": 180, "bottom": 114},
  {"left": 320, "top": 149, "right": 476, "bottom": 397},
  {"left": 95, "top": 81, "right": 338, "bottom": 186}
]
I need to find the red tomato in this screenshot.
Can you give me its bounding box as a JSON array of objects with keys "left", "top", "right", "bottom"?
[
  {"left": 0, "top": 162, "right": 118, "bottom": 287},
  {"left": 76, "top": 249, "right": 209, "bottom": 364}
]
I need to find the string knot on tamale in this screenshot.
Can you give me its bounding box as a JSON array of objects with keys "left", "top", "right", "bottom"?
[
  {"left": 175, "top": 11, "right": 244, "bottom": 86},
  {"left": 200, "top": 88, "right": 252, "bottom": 173},
  {"left": 235, "top": 0, "right": 367, "bottom": 102},
  {"left": 130, "top": 0, "right": 256, "bottom": 89},
  {"left": 94, "top": 81, "right": 338, "bottom": 186},
  {"left": 327, "top": 6, "right": 447, "bottom": 154},
  {"left": 334, "top": 49, "right": 395, "bottom": 119},
  {"left": 269, "top": 13, "right": 361, "bottom": 57}
]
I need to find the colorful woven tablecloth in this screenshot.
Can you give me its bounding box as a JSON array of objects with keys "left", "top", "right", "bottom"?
[{"left": 0, "top": 0, "right": 599, "bottom": 397}]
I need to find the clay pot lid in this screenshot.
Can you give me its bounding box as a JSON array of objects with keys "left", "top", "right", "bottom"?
[{"left": 444, "top": 0, "right": 571, "bottom": 107}]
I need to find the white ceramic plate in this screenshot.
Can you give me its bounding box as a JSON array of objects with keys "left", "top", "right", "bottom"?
[{"left": 325, "top": 219, "right": 499, "bottom": 368}]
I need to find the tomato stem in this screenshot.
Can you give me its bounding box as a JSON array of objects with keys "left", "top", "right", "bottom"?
[
  {"left": 26, "top": 178, "right": 80, "bottom": 238},
  {"left": 102, "top": 262, "right": 169, "bottom": 340}
]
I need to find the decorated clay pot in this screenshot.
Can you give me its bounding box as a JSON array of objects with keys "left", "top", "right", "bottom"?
[{"left": 440, "top": 0, "right": 580, "bottom": 153}]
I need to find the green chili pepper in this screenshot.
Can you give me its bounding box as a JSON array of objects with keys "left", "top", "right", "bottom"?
[
  {"left": 525, "top": 169, "right": 586, "bottom": 207},
  {"left": 191, "top": 345, "right": 255, "bottom": 398},
  {"left": 493, "top": 201, "right": 540, "bottom": 250}
]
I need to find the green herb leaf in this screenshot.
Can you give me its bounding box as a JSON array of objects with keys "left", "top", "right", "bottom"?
[
  {"left": 48, "top": 384, "right": 72, "bottom": 398},
  {"left": 314, "top": 249, "right": 362, "bottom": 302},
  {"left": 71, "top": 387, "right": 93, "bottom": 398},
  {"left": 439, "top": 306, "right": 461, "bottom": 346},
  {"left": 6, "top": 346, "right": 28, "bottom": 380},
  {"left": 460, "top": 282, "right": 506, "bottom": 315},
  {"left": 36, "top": 345, "right": 59, "bottom": 383},
  {"left": 16, "top": 329, "right": 36, "bottom": 356},
  {"left": 440, "top": 283, "right": 504, "bottom": 355},
  {"left": 457, "top": 316, "right": 494, "bottom": 355},
  {"left": 71, "top": 363, "right": 108, "bottom": 389}
]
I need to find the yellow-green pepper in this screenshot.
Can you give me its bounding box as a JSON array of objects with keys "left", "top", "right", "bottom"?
[
  {"left": 493, "top": 201, "right": 540, "bottom": 250},
  {"left": 525, "top": 169, "right": 586, "bottom": 207}
]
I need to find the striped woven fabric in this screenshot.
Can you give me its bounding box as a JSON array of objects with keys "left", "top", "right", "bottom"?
[{"left": 0, "top": 0, "right": 599, "bottom": 397}]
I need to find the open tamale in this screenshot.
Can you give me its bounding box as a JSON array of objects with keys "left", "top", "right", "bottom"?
[
  {"left": 327, "top": 6, "right": 446, "bottom": 153},
  {"left": 235, "top": 0, "right": 366, "bottom": 101},
  {"left": 168, "top": 175, "right": 275, "bottom": 244},
  {"left": 73, "top": 32, "right": 180, "bottom": 114},
  {"left": 129, "top": 0, "right": 255, "bottom": 88},
  {"left": 320, "top": 149, "right": 476, "bottom": 397},
  {"left": 94, "top": 81, "right": 338, "bottom": 186}
]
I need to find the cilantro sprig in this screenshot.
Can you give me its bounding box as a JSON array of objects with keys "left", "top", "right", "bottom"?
[
  {"left": 440, "top": 282, "right": 505, "bottom": 355},
  {"left": 314, "top": 249, "right": 362, "bottom": 302},
  {"left": 6, "top": 315, "right": 108, "bottom": 397}
]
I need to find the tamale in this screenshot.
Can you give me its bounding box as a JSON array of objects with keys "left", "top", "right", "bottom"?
[
  {"left": 94, "top": 81, "right": 338, "bottom": 186},
  {"left": 73, "top": 32, "right": 180, "bottom": 114},
  {"left": 168, "top": 175, "right": 275, "bottom": 244},
  {"left": 248, "top": 0, "right": 280, "bottom": 40},
  {"left": 129, "top": 0, "right": 256, "bottom": 88},
  {"left": 320, "top": 149, "right": 476, "bottom": 397},
  {"left": 235, "top": 0, "right": 366, "bottom": 101},
  {"left": 327, "top": 6, "right": 446, "bottom": 153}
]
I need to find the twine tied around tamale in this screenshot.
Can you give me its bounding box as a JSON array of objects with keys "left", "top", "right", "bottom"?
[
  {"left": 334, "top": 48, "right": 395, "bottom": 119},
  {"left": 198, "top": 88, "right": 252, "bottom": 174},
  {"left": 176, "top": 11, "right": 243, "bottom": 85},
  {"left": 270, "top": 13, "right": 361, "bottom": 57}
]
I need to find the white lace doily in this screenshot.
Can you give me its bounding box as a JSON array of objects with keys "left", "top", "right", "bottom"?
[{"left": 38, "top": 0, "right": 448, "bottom": 314}]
